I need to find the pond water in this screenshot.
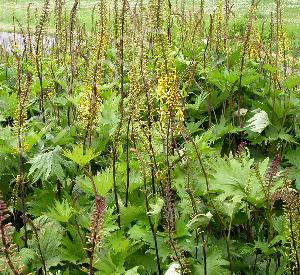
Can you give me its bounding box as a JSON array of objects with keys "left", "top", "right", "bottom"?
[{"left": 0, "top": 32, "right": 55, "bottom": 52}]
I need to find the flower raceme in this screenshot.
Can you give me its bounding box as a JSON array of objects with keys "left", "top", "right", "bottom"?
[
  {"left": 156, "top": 67, "right": 184, "bottom": 126},
  {"left": 78, "top": 88, "right": 102, "bottom": 131}
]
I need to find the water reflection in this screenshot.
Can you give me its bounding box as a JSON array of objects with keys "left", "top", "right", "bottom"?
[{"left": 0, "top": 32, "right": 55, "bottom": 52}]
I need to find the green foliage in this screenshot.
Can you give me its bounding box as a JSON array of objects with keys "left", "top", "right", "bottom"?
[
  {"left": 0, "top": 1, "right": 299, "bottom": 274},
  {"left": 28, "top": 146, "right": 75, "bottom": 182},
  {"left": 76, "top": 168, "right": 113, "bottom": 196},
  {"left": 210, "top": 154, "right": 269, "bottom": 207},
  {"left": 246, "top": 109, "right": 270, "bottom": 133},
  {"left": 64, "top": 144, "right": 99, "bottom": 167},
  {"left": 46, "top": 199, "right": 74, "bottom": 223},
  {"left": 60, "top": 225, "right": 86, "bottom": 264},
  {"left": 0, "top": 85, "right": 17, "bottom": 120},
  {"left": 187, "top": 212, "right": 213, "bottom": 230},
  {"left": 285, "top": 147, "right": 300, "bottom": 189},
  {"left": 20, "top": 216, "right": 64, "bottom": 271}
]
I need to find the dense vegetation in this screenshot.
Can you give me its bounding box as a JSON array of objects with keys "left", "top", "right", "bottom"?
[{"left": 0, "top": 0, "right": 299, "bottom": 274}]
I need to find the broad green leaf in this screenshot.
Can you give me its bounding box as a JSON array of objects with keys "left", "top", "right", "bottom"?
[
  {"left": 211, "top": 155, "right": 253, "bottom": 197},
  {"left": 97, "top": 94, "right": 120, "bottom": 137},
  {"left": 110, "top": 231, "right": 130, "bottom": 253},
  {"left": 94, "top": 168, "right": 114, "bottom": 196},
  {"left": 28, "top": 146, "right": 75, "bottom": 182},
  {"left": 147, "top": 197, "right": 164, "bottom": 228},
  {"left": 285, "top": 147, "right": 300, "bottom": 188},
  {"left": 64, "top": 144, "right": 99, "bottom": 167},
  {"left": 246, "top": 109, "right": 270, "bottom": 133},
  {"left": 52, "top": 127, "right": 74, "bottom": 146},
  {"left": 241, "top": 70, "right": 260, "bottom": 86},
  {"left": 46, "top": 199, "right": 74, "bottom": 223},
  {"left": 194, "top": 247, "right": 230, "bottom": 275},
  {"left": 265, "top": 127, "right": 298, "bottom": 144},
  {"left": 263, "top": 64, "right": 277, "bottom": 74},
  {"left": 176, "top": 215, "right": 191, "bottom": 238},
  {"left": 120, "top": 205, "right": 144, "bottom": 227},
  {"left": 26, "top": 216, "right": 64, "bottom": 270},
  {"left": 28, "top": 188, "right": 56, "bottom": 216},
  {"left": 25, "top": 123, "right": 53, "bottom": 152},
  {"left": 187, "top": 212, "right": 213, "bottom": 230},
  {"left": 124, "top": 266, "right": 140, "bottom": 275},
  {"left": 0, "top": 126, "right": 15, "bottom": 154},
  {"left": 147, "top": 197, "right": 164, "bottom": 216},
  {"left": 255, "top": 240, "right": 276, "bottom": 256},
  {"left": 0, "top": 85, "right": 17, "bottom": 118},
  {"left": 211, "top": 154, "right": 266, "bottom": 207},
  {"left": 283, "top": 76, "right": 300, "bottom": 89},
  {"left": 94, "top": 252, "right": 126, "bottom": 275},
  {"left": 60, "top": 225, "right": 86, "bottom": 264},
  {"left": 76, "top": 168, "right": 113, "bottom": 196}
]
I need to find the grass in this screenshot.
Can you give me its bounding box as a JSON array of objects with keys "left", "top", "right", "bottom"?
[
  {"left": 0, "top": 0, "right": 299, "bottom": 42},
  {"left": 0, "top": 0, "right": 98, "bottom": 33}
]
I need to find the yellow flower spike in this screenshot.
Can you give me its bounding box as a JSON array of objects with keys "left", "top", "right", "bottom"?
[
  {"left": 16, "top": 174, "right": 21, "bottom": 185},
  {"left": 156, "top": 62, "right": 184, "bottom": 130},
  {"left": 78, "top": 88, "right": 102, "bottom": 131}
]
